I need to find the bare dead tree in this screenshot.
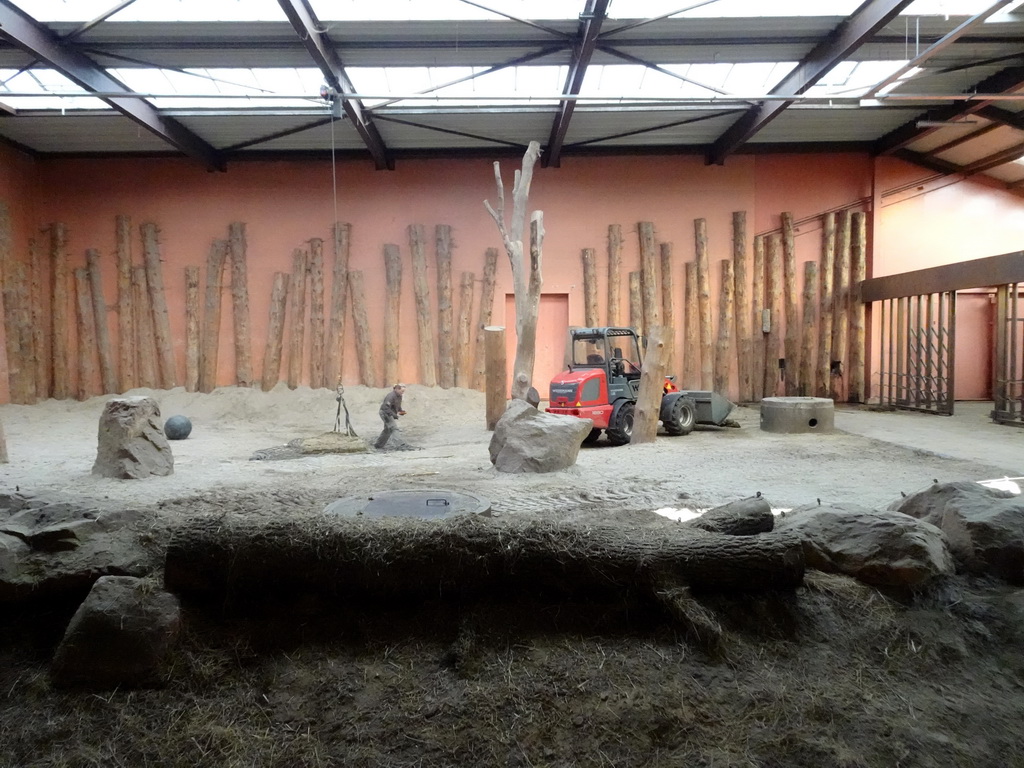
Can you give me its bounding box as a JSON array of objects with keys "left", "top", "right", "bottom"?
[{"left": 484, "top": 140, "right": 544, "bottom": 401}]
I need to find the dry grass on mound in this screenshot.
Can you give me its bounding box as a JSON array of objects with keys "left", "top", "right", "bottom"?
[{"left": 3, "top": 569, "right": 1024, "bottom": 768}]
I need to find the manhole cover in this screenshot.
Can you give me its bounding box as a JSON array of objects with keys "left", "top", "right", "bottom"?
[{"left": 323, "top": 489, "right": 491, "bottom": 519}]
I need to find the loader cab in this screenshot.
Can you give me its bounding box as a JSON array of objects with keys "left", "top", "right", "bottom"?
[{"left": 569, "top": 328, "right": 643, "bottom": 374}]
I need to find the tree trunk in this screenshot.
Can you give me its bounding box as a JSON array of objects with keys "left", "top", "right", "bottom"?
[
  {"left": 115, "top": 214, "right": 135, "bottom": 392},
  {"left": 308, "top": 237, "right": 325, "bottom": 389},
  {"left": 165, "top": 515, "right": 806, "bottom": 601},
  {"left": 140, "top": 222, "right": 177, "bottom": 389},
  {"left": 484, "top": 326, "right": 507, "bottom": 430},
  {"left": 325, "top": 222, "right": 351, "bottom": 387},
  {"left": 817, "top": 213, "right": 835, "bottom": 399},
  {"left": 184, "top": 266, "right": 201, "bottom": 393},
  {"left": 764, "top": 234, "right": 782, "bottom": 399},
  {"left": 607, "top": 224, "right": 622, "bottom": 326},
  {"left": 638, "top": 221, "right": 661, "bottom": 334},
  {"left": 436, "top": 224, "right": 455, "bottom": 389},
  {"left": 694, "top": 219, "right": 713, "bottom": 391},
  {"left": 73, "top": 269, "right": 98, "bottom": 400},
  {"left": 199, "top": 240, "right": 228, "bottom": 393},
  {"left": 472, "top": 248, "right": 499, "bottom": 391},
  {"left": 781, "top": 212, "right": 800, "bottom": 396},
  {"left": 456, "top": 271, "right": 475, "bottom": 388},
  {"left": 383, "top": 244, "right": 402, "bottom": 386},
  {"left": 660, "top": 242, "right": 675, "bottom": 375},
  {"left": 30, "top": 237, "right": 50, "bottom": 401},
  {"left": 349, "top": 270, "right": 379, "bottom": 388},
  {"left": 287, "top": 248, "right": 308, "bottom": 389},
  {"left": 831, "top": 210, "right": 851, "bottom": 401},
  {"left": 629, "top": 271, "right": 643, "bottom": 337},
  {"left": 581, "top": 248, "right": 598, "bottom": 327},
  {"left": 849, "top": 211, "right": 867, "bottom": 403},
  {"left": 751, "top": 234, "right": 766, "bottom": 401},
  {"left": 800, "top": 261, "right": 818, "bottom": 397},
  {"left": 714, "top": 260, "right": 734, "bottom": 397},
  {"left": 684, "top": 262, "right": 699, "bottom": 388},
  {"left": 86, "top": 248, "right": 116, "bottom": 394},
  {"left": 132, "top": 265, "right": 158, "bottom": 389},
  {"left": 50, "top": 223, "right": 70, "bottom": 400},
  {"left": 632, "top": 325, "right": 668, "bottom": 444},
  {"left": 733, "top": 211, "right": 751, "bottom": 403},
  {"left": 261, "top": 272, "right": 289, "bottom": 392},
  {"left": 408, "top": 224, "right": 437, "bottom": 387},
  {"left": 227, "top": 222, "right": 253, "bottom": 388}
]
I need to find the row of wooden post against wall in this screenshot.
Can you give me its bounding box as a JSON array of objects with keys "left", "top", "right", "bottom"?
[
  {"left": 0, "top": 202, "right": 867, "bottom": 406},
  {"left": 600, "top": 209, "right": 868, "bottom": 404}
]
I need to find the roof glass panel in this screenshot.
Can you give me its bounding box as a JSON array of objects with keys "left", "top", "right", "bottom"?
[
  {"left": 347, "top": 66, "right": 567, "bottom": 107},
  {"left": 611, "top": 0, "right": 1018, "bottom": 18}
]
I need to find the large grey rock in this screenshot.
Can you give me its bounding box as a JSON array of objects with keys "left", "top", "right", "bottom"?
[
  {"left": 775, "top": 502, "right": 953, "bottom": 589},
  {"left": 489, "top": 399, "right": 592, "bottom": 473},
  {"left": 92, "top": 396, "right": 174, "bottom": 479},
  {"left": 50, "top": 576, "right": 181, "bottom": 689},
  {"left": 891, "top": 481, "right": 1024, "bottom": 584},
  {"left": 0, "top": 495, "right": 152, "bottom": 603}
]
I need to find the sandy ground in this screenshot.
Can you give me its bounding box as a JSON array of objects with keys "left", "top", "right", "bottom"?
[{"left": 0, "top": 384, "right": 1016, "bottom": 521}]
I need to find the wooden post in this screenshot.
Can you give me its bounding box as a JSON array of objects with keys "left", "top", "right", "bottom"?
[
  {"left": 50, "top": 223, "right": 71, "bottom": 400},
  {"left": 714, "top": 260, "right": 734, "bottom": 397},
  {"left": 781, "top": 212, "right": 800, "bottom": 396},
  {"left": 287, "top": 248, "right": 308, "bottom": 389},
  {"left": 348, "top": 270, "right": 379, "bottom": 388},
  {"left": 581, "top": 248, "right": 599, "bottom": 327},
  {"left": 472, "top": 247, "right": 498, "bottom": 390},
  {"left": 695, "top": 218, "right": 713, "bottom": 391},
  {"left": 607, "top": 224, "right": 622, "bottom": 326},
  {"left": 763, "top": 233, "right": 783, "bottom": 399},
  {"left": 261, "top": 272, "right": 290, "bottom": 392},
  {"left": 85, "top": 249, "right": 117, "bottom": 394},
  {"left": 638, "top": 221, "right": 661, "bottom": 334},
  {"left": 684, "top": 262, "right": 699, "bottom": 388},
  {"left": 751, "top": 234, "right": 766, "bottom": 401},
  {"left": 660, "top": 242, "right": 675, "bottom": 375},
  {"left": 800, "top": 261, "right": 818, "bottom": 397},
  {"left": 308, "top": 237, "right": 325, "bottom": 389},
  {"left": 228, "top": 222, "right": 253, "bottom": 388},
  {"left": 325, "top": 222, "right": 351, "bottom": 386},
  {"left": 30, "top": 237, "right": 50, "bottom": 400},
  {"left": 133, "top": 265, "right": 158, "bottom": 389},
  {"left": 383, "top": 244, "right": 402, "bottom": 386},
  {"left": 408, "top": 224, "right": 437, "bottom": 387},
  {"left": 0, "top": 418, "right": 7, "bottom": 463},
  {"left": 831, "top": 211, "right": 851, "bottom": 401},
  {"left": 817, "top": 213, "right": 835, "bottom": 399},
  {"left": 74, "top": 269, "right": 98, "bottom": 400},
  {"left": 733, "top": 212, "right": 751, "bottom": 403},
  {"left": 849, "top": 211, "right": 867, "bottom": 403},
  {"left": 632, "top": 326, "right": 668, "bottom": 445},
  {"left": 436, "top": 224, "right": 455, "bottom": 389},
  {"left": 140, "top": 222, "right": 177, "bottom": 389},
  {"left": 484, "top": 326, "right": 507, "bottom": 430},
  {"left": 1, "top": 203, "right": 30, "bottom": 403},
  {"left": 628, "top": 271, "right": 643, "bottom": 336},
  {"left": 184, "top": 266, "right": 201, "bottom": 393},
  {"left": 115, "top": 214, "right": 135, "bottom": 392},
  {"left": 12, "top": 262, "right": 34, "bottom": 402},
  {"left": 456, "top": 271, "right": 475, "bottom": 388},
  {"left": 199, "top": 240, "right": 228, "bottom": 393}
]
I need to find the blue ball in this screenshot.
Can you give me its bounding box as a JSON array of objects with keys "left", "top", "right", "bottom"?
[{"left": 164, "top": 415, "right": 193, "bottom": 440}]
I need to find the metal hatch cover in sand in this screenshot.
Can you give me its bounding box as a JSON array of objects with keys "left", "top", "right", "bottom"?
[{"left": 323, "top": 489, "right": 491, "bottom": 519}]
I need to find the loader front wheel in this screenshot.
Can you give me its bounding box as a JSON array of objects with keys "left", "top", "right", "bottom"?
[{"left": 606, "top": 401, "right": 635, "bottom": 445}]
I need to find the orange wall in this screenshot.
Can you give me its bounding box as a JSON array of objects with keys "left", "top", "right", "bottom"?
[{"left": 1, "top": 148, "right": 1021, "bottom": 404}]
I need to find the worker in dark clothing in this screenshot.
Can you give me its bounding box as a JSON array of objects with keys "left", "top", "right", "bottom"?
[{"left": 375, "top": 383, "right": 407, "bottom": 449}]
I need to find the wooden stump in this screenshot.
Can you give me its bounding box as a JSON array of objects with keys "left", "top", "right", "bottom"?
[{"left": 199, "top": 240, "right": 228, "bottom": 393}]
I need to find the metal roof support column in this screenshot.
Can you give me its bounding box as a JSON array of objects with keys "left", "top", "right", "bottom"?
[
  {"left": 277, "top": 0, "right": 392, "bottom": 170},
  {"left": 706, "top": 0, "right": 914, "bottom": 165}
]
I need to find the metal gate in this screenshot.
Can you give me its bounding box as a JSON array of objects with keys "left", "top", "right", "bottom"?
[
  {"left": 876, "top": 291, "right": 956, "bottom": 415},
  {"left": 993, "top": 282, "right": 1024, "bottom": 427}
]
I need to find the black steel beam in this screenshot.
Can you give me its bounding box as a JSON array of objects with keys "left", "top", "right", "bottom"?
[
  {"left": 0, "top": 0, "right": 223, "bottom": 170},
  {"left": 544, "top": 0, "right": 610, "bottom": 168},
  {"left": 976, "top": 105, "right": 1024, "bottom": 132},
  {"left": 892, "top": 148, "right": 965, "bottom": 175},
  {"left": 861, "top": 251, "right": 1024, "bottom": 302},
  {"left": 873, "top": 66, "right": 1024, "bottom": 156},
  {"left": 276, "top": 0, "right": 392, "bottom": 170},
  {"left": 706, "top": 0, "right": 914, "bottom": 165},
  {"left": 960, "top": 139, "right": 1024, "bottom": 176}
]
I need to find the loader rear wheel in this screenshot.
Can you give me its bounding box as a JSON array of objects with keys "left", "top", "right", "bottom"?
[
  {"left": 583, "top": 427, "right": 602, "bottom": 444},
  {"left": 663, "top": 395, "right": 696, "bottom": 436},
  {"left": 606, "top": 401, "right": 634, "bottom": 445}
]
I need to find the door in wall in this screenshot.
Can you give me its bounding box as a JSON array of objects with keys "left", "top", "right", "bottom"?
[
  {"left": 504, "top": 293, "right": 569, "bottom": 400},
  {"left": 953, "top": 290, "right": 993, "bottom": 401}
]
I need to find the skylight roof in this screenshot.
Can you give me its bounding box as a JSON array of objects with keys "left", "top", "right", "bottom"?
[{"left": 11, "top": 0, "right": 1019, "bottom": 23}]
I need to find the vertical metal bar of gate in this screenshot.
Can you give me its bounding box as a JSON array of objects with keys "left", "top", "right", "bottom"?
[
  {"left": 897, "top": 297, "right": 906, "bottom": 405},
  {"left": 944, "top": 291, "right": 955, "bottom": 415},
  {"left": 994, "top": 285, "right": 1008, "bottom": 418}
]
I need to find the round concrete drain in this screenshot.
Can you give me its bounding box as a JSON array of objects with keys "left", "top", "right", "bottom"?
[
  {"left": 323, "top": 489, "right": 491, "bottom": 519},
  {"left": 760, "top": 396, "right": 835, "bottom": 434}
]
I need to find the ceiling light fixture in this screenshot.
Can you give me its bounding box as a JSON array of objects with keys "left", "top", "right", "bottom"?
[{"left": 916, "top": 119, "right": 980, "bottom": 127}]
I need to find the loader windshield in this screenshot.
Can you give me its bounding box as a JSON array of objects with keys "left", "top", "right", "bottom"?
[{"left": 572, "top": 336, "right": 609, "bottom": 366}]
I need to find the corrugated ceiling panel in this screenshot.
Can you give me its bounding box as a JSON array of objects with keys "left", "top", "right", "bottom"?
[
  {"left": 906, "top": 117, "right": 996, "bottom": 154},
  {"left": 372, "top": 110, "right": 555, "bottom": 149},
  {"left": 174, "top": 113, "right": 356, "bottom": 150},
  {"left": 751, "top": 107, "right": 925, "bottom": 143},
  {"left": 0, "top": 113, "right": 174, "bottom": 152},
  {"left": 934, "top": 124, "right": 1024, "bottom": 165},
  {"left": 983, "top": 163, "right": 1024, "bottom": 183},
  {"left": 564, "top": 108, "right": 742, "bottom": 147}
]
